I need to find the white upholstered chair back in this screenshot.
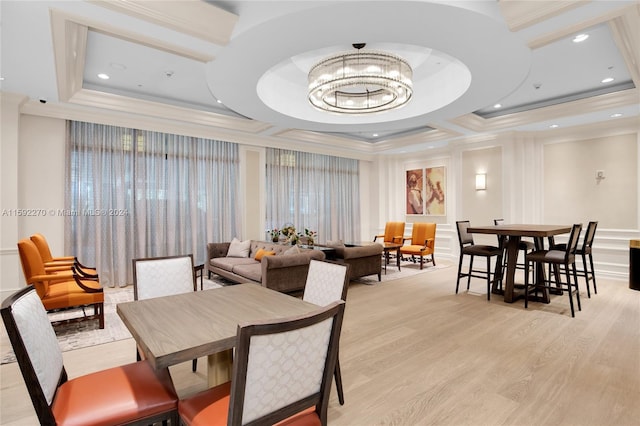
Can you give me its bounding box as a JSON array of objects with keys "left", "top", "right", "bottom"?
[
  {"left": 229, "top": 301, "right": 345, "bottom": 425},
  {"left": 303, "top": 259, "right": 349, "bottom": 307},
  {"left": 4, "top": 289, "right": 63, "bottom": 405},
  {"left": 133, "top": 254, "right": 195, "bottom": 301}
]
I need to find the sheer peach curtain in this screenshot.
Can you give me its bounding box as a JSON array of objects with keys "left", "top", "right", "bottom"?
[
  {"left": 65, "top": 121, "right": 240, "bottom": 287},
  {"left": 265, "top": 148, "right": 360, "bottom": 245}
]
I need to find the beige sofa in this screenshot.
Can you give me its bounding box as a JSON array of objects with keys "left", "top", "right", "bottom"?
[{"left": 206, "top": 240, "right": 325, "bottom": 293}]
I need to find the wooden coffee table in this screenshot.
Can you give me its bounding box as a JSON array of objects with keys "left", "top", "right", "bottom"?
[{"left": 381, "top": 242, "right": 402, "bottom": 273}]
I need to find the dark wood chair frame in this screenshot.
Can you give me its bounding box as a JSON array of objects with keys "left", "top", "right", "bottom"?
[
  {"left": 549, "top": 221, "right": 598, "bottom": 298},
  {"left": 303, "top": 259, "right": 350, "bottom": 406},
  {"left": 525, "top": 223, "right": 583, "bottom": 317},
  {"left": 132, "top": 253, "right": 199, "bottom": 372},
  {"left": 455, "top": 220, "right": 503, "bottom": 301},
  {"left": 1, "top": 286, "right": 179, "bottom": 426}
]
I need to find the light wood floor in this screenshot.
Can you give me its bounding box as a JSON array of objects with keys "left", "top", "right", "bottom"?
[{"left": 2, "top": 262, "right": 639, "bottom": 425}]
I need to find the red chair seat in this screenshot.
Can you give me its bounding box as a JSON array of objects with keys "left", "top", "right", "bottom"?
[
  {"left": 179, "top": 382, "right": 321, "bottom": 426},
  {"left": 52, "top": 361, "right": 177, "bottom": 426}
]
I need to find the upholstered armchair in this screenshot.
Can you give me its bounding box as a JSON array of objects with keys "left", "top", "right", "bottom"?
[
  {"left": 17, "top": 238, "right": 104, "bottom": 328},
  {"left": 30, "top": 233, "right": 97, "bottom": 277},
  {"left": 373, "top": 221, "right": 405, "bottom": 244},
  {"left": 400, "top": 223, "right": 437, "bottom": 269}
]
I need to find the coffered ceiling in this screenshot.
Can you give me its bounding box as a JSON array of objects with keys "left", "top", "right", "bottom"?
[{"left": 1, "top": 1, "right": 638, "bottom": 156}]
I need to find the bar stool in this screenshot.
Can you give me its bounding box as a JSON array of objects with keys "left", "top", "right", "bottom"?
[
  {"left": 550, "top": 221, "right": 598, "bottom": 298},
  {"left": 525, "top": 223, "right": 583, "bottom": 317},
  {"left": 455, "top": 221, "right": 503, "bottom": 301}
]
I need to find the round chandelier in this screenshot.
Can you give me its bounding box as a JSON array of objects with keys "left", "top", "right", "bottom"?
[{"left": 308, "top": 43, "right": 413, "bottom": 114}]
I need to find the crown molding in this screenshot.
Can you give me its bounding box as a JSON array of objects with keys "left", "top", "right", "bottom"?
[
  {"left": 609, "top": 5, "right": 640, "bottom": 88},
  {"left": 450, "top": 88, "right": 639, "bottom": 133},
  {"left": 89, "top": 0, "right": 238, "bottom": 46},
  {"left": 527, "top": 3, "right": 638, "bottom": 50},
  {"left": 499, "top": 0, "right": 588, "bottom": 32},
  {"left": 69, "top": 88, "right": 272, "bottom": 134},
  {"left": 372, "top": 127, "right": 462, "bottom": 152}
]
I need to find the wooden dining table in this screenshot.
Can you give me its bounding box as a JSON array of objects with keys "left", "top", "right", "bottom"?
[
  {"left": 467, "top": 224, "right": 572, "bottom": 303},
  {"left": 117, "top": 283, "right": 319, "bottom": 387}
]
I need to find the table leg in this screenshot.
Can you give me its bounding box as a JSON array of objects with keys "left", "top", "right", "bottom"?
[
  {"left": 502, "top": 236, "right": 520, "bottom": 303},
  {"left": 207, "top": 349, "right": 233, "bottom": 387},
  {"left": 396, "top": 247, "right": 401, "bottom": 271}
]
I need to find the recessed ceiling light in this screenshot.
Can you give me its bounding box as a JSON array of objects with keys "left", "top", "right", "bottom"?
[
  {"left": 610, "top": 113, "right": 623, "bottom": 118},
  {"left": 0, "top": 76, "right": 4, "bottom": 81},
  {"left": 549, "top": 124, "right": 559, "bottom": 128},
  {"left": 372, "top": 133, "right": 379, "bottom": 137},
  {"left": 97, "top": 73, "right": 110, "bottom": 80},
  {"left": 572, "top": 34, "right": 589, "bottom": 43},
  {"left": 493, "top": 103, "right": 502, "bottom": 109},
  {"left": 601, "top": 77, "right": 614, "bottom": 83},
  {"left": 217, "top": 100, "right": 222, "bottom": 104}
]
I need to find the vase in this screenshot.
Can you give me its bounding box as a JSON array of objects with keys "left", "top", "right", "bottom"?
[{"left": 272, "top": 237, "right": 279, "bottom": 243}]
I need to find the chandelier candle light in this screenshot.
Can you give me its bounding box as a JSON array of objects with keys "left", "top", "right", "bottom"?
[{"left": 308, "top": 43, "right": 413, "bottom": 114}]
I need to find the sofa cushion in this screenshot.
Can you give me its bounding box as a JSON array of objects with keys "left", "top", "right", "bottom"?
[
  {"left": 228, "top": 238, "right": 251, "bottom": 257},
  {"left": 210, "top": 257, "right": 256, "bottom": 273},
  {"left": 254, "top": 248, "right": 276, "bottom": 261},
  {"left": 232, "top": 263, "right": 262, "bottom": 282}
]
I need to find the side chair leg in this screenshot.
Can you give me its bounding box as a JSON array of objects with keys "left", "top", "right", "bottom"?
[
  {"left": 573, "top": 263, "right": 581, "bottom": 312},
  {"left": 467, "top": 256, "right": 474, "bottom": 290},
  {"left": 582, "top": 253, "right": 591, "bottom": 298},
  {"left": 589, "top": 253, "right": 597, "bottom": 294},
  {"left": 335, "top": 358, "right": 345, "bottom": 405},
  {"left": 192, "top": 359, "right": 197, "bottom": 372},
  {"left": 456, "top": 255, "right": 464, "bottom": 294},
  {"left": 565, "top": 266, "right": 575, "bottom": 317},
  {"left": 524, "top": 260, "right": 530, "bottom": 309},
  {"left": 486, "top": 257, "right": 491, "bottom": 301}
]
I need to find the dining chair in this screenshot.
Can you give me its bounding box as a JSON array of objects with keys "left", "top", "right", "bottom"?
[
  {"left": 524, "top": 223, "right": 583, "bottom": 317},
  {"left": 550, "top": 221, "right": 598, "bottom": 298},
  {"left": 133, "top": 254, "right": 199, "bottom": 371},
  {"left": 455, "top": 221, "right": 503, "bottom": 300},
  {"left": 30, "top": 233, "right": 98, "bottom": 277},
  {"left": 1, "top": 286, "right": 179, "bottom": 426},
  {"left": 303, "top": 259, "right": 350, "bottom": 405},
  {"left": 400, "top": 222, "right": 436, "bottom": 269},
  {"left": 17, "top": 238, "right": 104, "bottom": 328},
  {"left": 177, "top": 301, "right": 346, "bottom": 426}
]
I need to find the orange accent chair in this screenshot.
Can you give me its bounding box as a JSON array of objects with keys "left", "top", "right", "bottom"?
[
  {"left": 373, "top": 221, "right": 405, "bottom": 244},
  {"left": 30, "top": 233, "right": 97, "bottom": 277},
  {"left": 1, "top": 286, "right": 179, "bottom": 425},
  {"left": 178, "top": 301, "right": 345, "bottom": 426},
  {"left": 17, "top": 238, "right": 104, "bottom": 328},
  {"left": 400, "top": 223, "right": 437, "bottom": 269}
]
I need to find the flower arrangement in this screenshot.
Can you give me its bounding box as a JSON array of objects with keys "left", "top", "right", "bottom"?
[
  {"left": 281, "top": 225, "right": 298, "bottom": 244},
  {"left": 301, "top": 228, "right": 317, "bottom": 246},
  {"left": 269, "top": 228, "right": 280, "bottom": 242}
]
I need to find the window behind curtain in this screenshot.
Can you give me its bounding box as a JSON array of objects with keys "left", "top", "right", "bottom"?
[
  {"left": 65, "top": 121, "right": 240, "bottom": 287},
  {"left": 265, "top": 148, "right": 360, "bottom": 244}
]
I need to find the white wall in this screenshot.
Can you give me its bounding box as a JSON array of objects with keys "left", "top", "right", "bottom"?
[{"left": 2, "top": 108, "right": 638, "bottom": 296}]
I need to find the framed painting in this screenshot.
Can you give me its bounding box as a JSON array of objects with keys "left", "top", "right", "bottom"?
[
  {"left": 406, "top": 169, "right": 424, "bottom": 215},
  {"left": 425, "top": 166, "right": 446, "bottom": 215}
]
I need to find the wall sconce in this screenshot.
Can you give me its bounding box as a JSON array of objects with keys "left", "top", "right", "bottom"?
[{"left": 475, "top": 174, "right": 486, "bottom": 190}]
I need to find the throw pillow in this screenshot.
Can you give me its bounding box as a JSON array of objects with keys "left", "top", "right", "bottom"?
[
  {"left": 284, "top": 245, "right": 301, "bottom": 255},
  {"left": 227, "top": 238, "right": 251, "bottom": 257},
  {"left": 254, "top": 248, "right": 276, "bottom": 261}
]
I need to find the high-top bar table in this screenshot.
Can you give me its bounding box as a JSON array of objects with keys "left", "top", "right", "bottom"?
[
  {"left": 467, "top": 224, "right": 572, "bottom": 303},
  {"left": 117, "top": 283, "right": 318, "bottom": 387}
]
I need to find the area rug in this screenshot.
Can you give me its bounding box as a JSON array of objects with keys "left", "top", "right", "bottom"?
[
  {"left": 1, "top": 279, "right": 223, "bottom": 365},
  {"left": 351, "top": 259, "right": 451, "bottom": 285}
]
